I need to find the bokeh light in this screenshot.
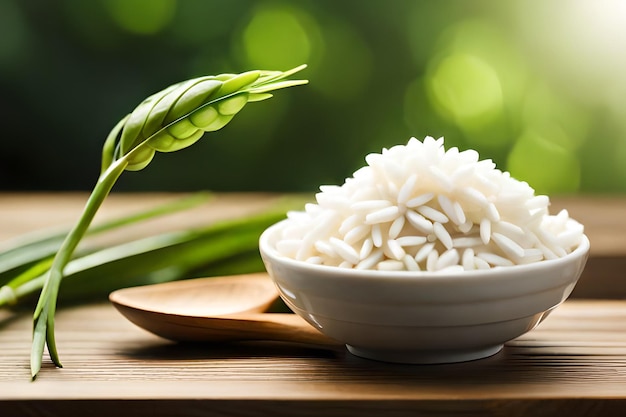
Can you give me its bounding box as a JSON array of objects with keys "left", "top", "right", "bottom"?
[
  {"left": 514, "top": 0, "right": 626, "bottom": 106},
  {"left": 0, "top": 0, "right": 28, "bottom": 72},
  {"left": 169, "top": 1, "right": 244, "bottom": 46},
  {"left": 427, "top": 53, "right": 503, "bottom": 130},
  {"left": 1, "top": 1, "right": 625, "bottom": 193},
  {"left": 103, "top": 0, "right": 176, "bottom": 35},
  {"left": 507, "top": 130, "right": 580, "bottom": 194},
  {"left": 419, "top": 18, "right": 529, "bottom": 153},
  {"left": 310, "top": 18, "right": 373, "bottom": 101},
  {"left": 521, "top": 83, "right": 589, "bottom": 152},
  {"left": 237, "top": 4, "right": 320, "bottom": 70}
]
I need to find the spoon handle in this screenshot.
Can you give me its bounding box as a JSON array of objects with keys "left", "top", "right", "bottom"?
[
  {"left": 214, "top": 313, "right": 341, "bottom": 346},
  {"left": 114, "top": 301, "right": 342, "bottom": 346}
]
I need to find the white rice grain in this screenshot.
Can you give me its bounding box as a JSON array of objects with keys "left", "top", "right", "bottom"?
[
  {"left": 371, "top": 224, "right": 383, "bottom": 247},
  {"left": 480, "top": 218, "right": 491, "bottom": 244},
  {"left": 402, "top": 254, "right": 421, "bottom": 271},
  {"left": 305, "top": 256, "right": 324, "bottom": 264},
  {"left": 520, "top": 248, "right": 544, "bottom": 264},
  {"left": 417, "top": 205, "right": 449, "bottom": 224},
  {"left": 356, "top": 248, "right": 384, "bottom": 270},
  {"left": 388, "top": 215, "right": 405, "bottom": 239},
  {"left": 314, "top": 240, "right": 337, "bottom": 258},
  {"left": 436, "top": 248, "right": 460, "bottom": 270},
  {"left": 397, "top": 174, "right": 418, "bottom": 204},
  {"left": 491, "top": 232, "right": 525, "bottom": 259},
  {"left": 459, "top": 187, "right": 489, "bottom": 208},
  {"left": 557, "top": 222, "right": 584, "bottom": 248},
  {"left": 526, "top": 195, "right": 550, "bottom": 210},
  {"left": 458, "top": 221, "right": 474, "bottom": 234},
  {"left": 343, "top": 224, "right": 370, "bottom": 245},
  {"left": 415, "top": 242, "right": 436, "bottom": 263},
  {"left": 351, "top": 200, "right": 392, "bottom": 212},
  {"left": 426, "top": 249, "right": 440, "bottom": 271},
  {"left": 330, "top": 237, "right": 360, "bottom": 265},
  {"left": 462, "top": 248, "right": 475, "bottom": 270},
  {"left": 377, "top": 260, "right": 405, "bottom": 271},
  {"left": 438, "top": 195, "right": 466, "bottom": 226},
  {"left": 365, "top": 206, "right": 400, "bottom": 224},
  {"left": 429, "top": 165, "right": 454, "bottom": 191},
  {"left": 433, "top": 222, "right": 453, "bottom": 250},
  {"left": 396, "top": 236, "right": 428, "bottom": 247},
  {"left": 437, "top": 195, "right": 457, "bottom": 223},
  {"left": 452, "top": 200, "right": 467, "bottom": 225},
  {"left": 273, "top": 136, "right": 584, "bottom": 272},
  {"left": 406, "top": 210, "right": 434, "bottom": 233},
  {"left": 386, "top": 239, "right": 406, "bottom": 260},
  {"left": 405, "top": 192, "right": 435, "bottom": 208},
  {"left": 476, "top": 252, "right": 514, "bottom": 267},
  {"left": 537, "top": 242, "right": 558, "bottom": 260},
  {"left": 486, "top": 203, "right": 501, "bottom": 222},
  {"left": 493, "top": 221, "right": 527, "bottom": 245},
  {"left": 339, "top": 214, "right": 362, "bottom": 235},
  {"left": 452, "top": 236, "right": 484, "bottom": 248},
  {"left": 359, "top": 238, "right": 374, "bottom": 259},
  {"left": 474, "top": 256, "right": 491, "bottom": 270}
]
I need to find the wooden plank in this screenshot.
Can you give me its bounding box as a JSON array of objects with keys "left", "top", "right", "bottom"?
[
  {"left": 0, "top": 192, "right": 287, "bottom": 243},
  {"left": 1, "top": 194, "right": 626, "bottom": 415},
  {"left": 2, "top": 301, "right": 626, "bottom": 415},
  {"left": 547, "top": 196, "right": 626, "bottom": 298},
  {"left": 571, "top": 256, "right": 626, "bottom": 298},
  {"left": 2, "top": 193, "right": 625, "bottom": 298}
]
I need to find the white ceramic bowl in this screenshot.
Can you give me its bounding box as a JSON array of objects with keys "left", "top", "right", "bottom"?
[{"left": 259, "top": 220, "right": 590, "bottom": 364}]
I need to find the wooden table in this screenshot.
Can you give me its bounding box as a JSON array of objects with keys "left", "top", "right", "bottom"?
[{"left": 1, "top": 193, "right": 626, "bottom": 416}]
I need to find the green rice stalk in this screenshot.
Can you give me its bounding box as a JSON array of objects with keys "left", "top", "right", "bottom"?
[{"left": 30, "top": 65, "right": 308, "bottom": 378}]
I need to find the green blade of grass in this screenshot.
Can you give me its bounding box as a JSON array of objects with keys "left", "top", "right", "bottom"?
[
  {"left": 0, "top": 192, "right": 212, "bottom": 284},
  {"left": 3, "top": 199, "right": 300, "bottom": 307}
]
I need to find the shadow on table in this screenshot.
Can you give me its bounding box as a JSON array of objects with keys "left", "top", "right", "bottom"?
[{"left": 115, "top": 338, "right": 606, "bottom": 387}]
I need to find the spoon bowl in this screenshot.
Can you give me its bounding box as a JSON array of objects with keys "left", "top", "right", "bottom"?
[{"left": 109, "top": 273, "right": 338, "bottom": 346}]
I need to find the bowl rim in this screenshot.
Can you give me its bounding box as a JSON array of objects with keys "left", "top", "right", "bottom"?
[{"left": 259, "top": 219, "right": 590, "bottom": 284}]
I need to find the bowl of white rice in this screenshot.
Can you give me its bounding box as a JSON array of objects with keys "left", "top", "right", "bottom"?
[{"left": 259, "top": 137, "right": 589, "bottom": 364}]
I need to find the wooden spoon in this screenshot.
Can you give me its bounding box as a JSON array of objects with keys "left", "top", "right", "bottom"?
[{"left": 109, "top": 273, "right": 338, "bottom": 346}]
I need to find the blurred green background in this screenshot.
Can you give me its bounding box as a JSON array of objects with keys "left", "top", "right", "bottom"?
[{"left": 1, "top": 0, "right": 625, "bottom": 195}]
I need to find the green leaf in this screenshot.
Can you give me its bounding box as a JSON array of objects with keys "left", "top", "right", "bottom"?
[
  {"left": 5, "top": 199, "right": 303, "bottom": 307},
  {"left": 0, "top": 193, "right": 212, "bottom": 286}
]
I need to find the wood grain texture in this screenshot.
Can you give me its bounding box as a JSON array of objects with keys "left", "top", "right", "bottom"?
[
  {"left": 2, "top": 301, "right": 626, "bottom": 416},
  {"left": 1, "top": 193, "right": 626, "bottom": 416}
]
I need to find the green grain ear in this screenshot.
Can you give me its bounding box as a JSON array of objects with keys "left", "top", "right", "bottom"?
[
  {"left": 30, "top": 64, "right": 308, "bottom": 379},
  {"left": 113, "top": 64, "right": 307, "bottom": 171},
  {"left": 118, "top": 83, "right": 181, "bottom": 156}
]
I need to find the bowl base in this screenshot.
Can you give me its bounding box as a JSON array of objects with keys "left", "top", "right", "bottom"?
[{"left": 346, "top": 344, "right": 503, "bottom": 364}]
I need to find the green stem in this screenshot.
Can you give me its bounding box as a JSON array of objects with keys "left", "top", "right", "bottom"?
[
  {"left": 0, "top": 257, "right": 52, "bottom": 307},
  {"left": 30, "top": 158, "right": 128, "bottom": 378}
]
